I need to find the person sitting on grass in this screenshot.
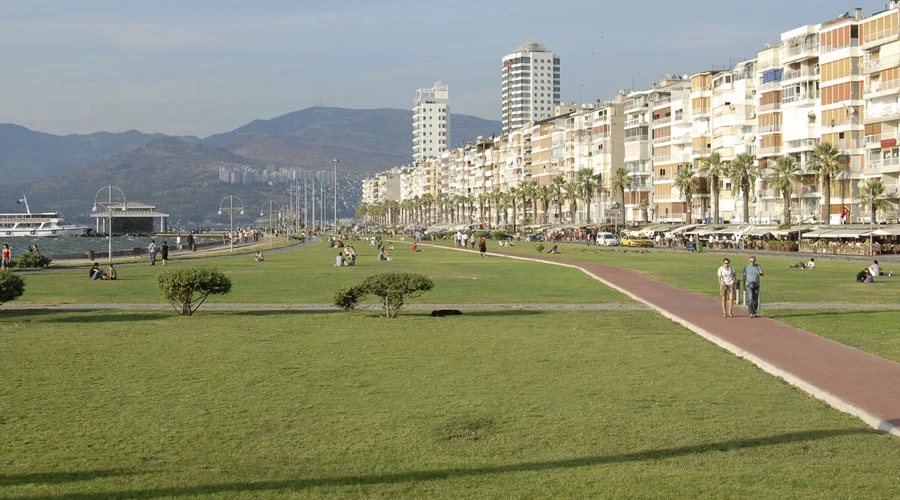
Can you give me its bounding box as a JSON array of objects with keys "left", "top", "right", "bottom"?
[
  {"left": 90, "top": 262, "right": 106, "bottom": 280},
  {"left": 547, "top": 245, "right": 560, "bottom": 254},
  {"left": 104, "top": 264, "right": 117, "bottom": 280},
  {"left": 255, "top": 251, "right": 264, "bottom": 262}
]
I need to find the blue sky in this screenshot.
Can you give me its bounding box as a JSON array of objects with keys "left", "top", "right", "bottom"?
[{"left": 0, "top": 0, "right": 878, "bottom": 137}]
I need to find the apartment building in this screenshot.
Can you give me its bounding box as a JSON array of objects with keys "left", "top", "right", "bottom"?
[
  {"left": 412, "top": 81, "right": 450, "bottom": 164},
  {"left": 501, "top": 43, "right": 560, "bottom": 135},
  {"left": 363, "top": 5, "right": 899, "bottom": 230}
]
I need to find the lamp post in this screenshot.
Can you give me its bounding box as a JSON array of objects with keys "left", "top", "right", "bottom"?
[
  {"left": 91, "top": 185, "right": 126, "bottom": 263},
  {"left": 858, "top": 180, "right": 873, "bottom": 255},
  {"left": 218, "top": 195, "right": 244, "bottom": 253},
  {"left": 260, "top": 200, "right": 282, "bottom": 247},
  {"left": 332, "top": 158, "right": 340, "bottom": 233}
]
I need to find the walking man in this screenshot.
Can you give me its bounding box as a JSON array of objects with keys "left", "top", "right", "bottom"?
[
  {"left": 742, "top": 256, "right": 764, "bottom": 318},
  {"left": 148, "top": 239, "right": 157, "bottom": 266},
  {"left": 717, "top": 258, "right": 736, "bottom": 317}
]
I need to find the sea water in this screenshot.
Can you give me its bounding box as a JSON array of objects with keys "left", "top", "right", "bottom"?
[{"left": 0, "top": 235, "right": 164, "bottom": 258}]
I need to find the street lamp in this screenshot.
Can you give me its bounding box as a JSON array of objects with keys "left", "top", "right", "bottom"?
[
  {"left": 332, "top": 158, "right": 340, "bottom": 233},
  {"left": 91, "top": 185, "right": 126, "bottom": 263},
  {"left": 259, "top": 200, "right": 282, "bottom": 247},
  {"left": 858, "top": 179, "right": 873, "bottom": 255},
  {"left": 218, "top": 195, "right": 244, "bottom": 253}
]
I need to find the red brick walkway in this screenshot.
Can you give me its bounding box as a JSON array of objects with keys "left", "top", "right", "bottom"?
[{"left": 510, "top": 253, "right": 900, "bottom": 437}]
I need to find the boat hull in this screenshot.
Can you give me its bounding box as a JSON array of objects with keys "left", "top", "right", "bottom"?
[{"left": 0, "top": 226, "right": 90, "bottom": 237}]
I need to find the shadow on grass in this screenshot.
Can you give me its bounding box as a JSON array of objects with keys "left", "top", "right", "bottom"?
[
  {"left": 0, "top": 309, "right": 165, "bottom": 324},
  {"left": 767, "top": 309, "right": 898, "bottom": 320},
  {"left": 0, "top": 469, "right": 148, "bottom": 487},
  {"left": 3, "top": 428, "right": 873, "bottom": 499}
]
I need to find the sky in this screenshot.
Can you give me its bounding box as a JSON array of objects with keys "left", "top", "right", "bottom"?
[{"left": 0, "top": 0, "right": 882, "bottom": 138}]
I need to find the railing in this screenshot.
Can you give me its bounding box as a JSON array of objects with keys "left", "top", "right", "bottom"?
[
  {"left": 654, "top": 116, "right": 672, "bottom": 125},
  {"left": 758, "top": 146, "right": 782, "bottom": 156},
  {"left": 784, "top": 43, "right": 819, "bottom": 58},
  {"left": 782, "top": 67, "right": 818, "bottom": 81},
  {"left": 759, "top": 102, "right": 781, "bottom": 112},
  {"left": 865, "top": 78, "right": 900, "bottom": 95},
  {"left": 759, "top": 124, "right": 783, "bottom": 133},
  {"left": 819, "top": 39, "right": 859, "bottom": 54},
  {"left": 693, "top": 107, "right": 710, "bottom": 115},
  {"left": 758, "top": 80, "right": 782, "bottom": 92},
  {"left": 653, "top": 135, "right": 672, "bottom": 144}
]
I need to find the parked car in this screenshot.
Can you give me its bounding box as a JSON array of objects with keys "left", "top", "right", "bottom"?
[
  {"left": 596, "top": 232, "right": 620, "bottom": 246},
  {"left": 526, "top": 233, "right": 545, "bottom": 242},
  {"left": 621, "top": 235, "right": 654, "bottom": 247}
]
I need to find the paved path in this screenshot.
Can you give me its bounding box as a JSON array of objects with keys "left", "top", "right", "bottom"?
[{"left": 491, "top": 250, "right": 900, "bottom": 437}]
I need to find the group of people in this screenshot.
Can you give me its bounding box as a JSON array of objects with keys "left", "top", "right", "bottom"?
[
  {"left": 857, "top": 259, "right": 891, "bottom": 282},
  {"left": 89, "top": 262, "right": 117, "bottom": 280},
  {"left": 335, "top": 245, "right": 358, "bottom": 266},
  {"left": 147, "top": 240, "right": 169, "bottom": 266},
  {"left": 789, "top": 257, "right": 816, "bottom": 269},
  {"left": 717, "top": 256, "right": 765, "bottom": 318}
]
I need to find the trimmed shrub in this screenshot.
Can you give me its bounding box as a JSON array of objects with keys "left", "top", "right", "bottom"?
[
  {"left": 157, "top": 267, "right": 232, "bottom": 316},
  {"left": 334, "top": 271, "right": 434, "bottom": 318},
  {"left": 15, "top": 251, "right": 51, "bottom": 269},
  {"left": 535, "top": 243, "right": 545, "bottom": 253},
  {"left": 0, "top": 270, "right": 25, "bottom": 304}
]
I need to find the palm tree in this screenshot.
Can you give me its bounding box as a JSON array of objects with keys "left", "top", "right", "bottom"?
[
  {"left": 576, "top": 167, "right": 601, "bottom": 224},
  {"left": 490, "top": 187, "right": 504, "bottom": 227},
  {"left": 729, "top": 153, "right": 758, "bottom": 224},
  {"left": 673, "top": 165, "right": 698, "bottom": 222},
  {"left": 537, "top": 184, "right": 553, "bottom": 224},
  {"left": 809, "top": 142, "right": 846, "bottom": 223},
  {"left": 767, "top": 156, "right": 801, "bottom": 224},
  {"left": 610, "top": 167, "right": 631, "bottom": 226},
  {"left": 638, "top": 199, "right": 650, "bottom": 223},
  {"left": 355, "top": 203, "right": 369, "bottom": 229},
  {"left": 859, "top": 178, "right": 895, "bottom": 225},
  {"left": 498, "top": 192, "right": 512, "bottom": 227},
  {"left": 507, "top": 186, "right": 520, "bottom": 232},
  {"left": 563, "top": 180, "right": 580, "bottom": 223},
  {"left": 550, "top": 175, "right": 566, "bottom": 224},
  {"left": 703, "top": 152, "right": 727, "bottom": 225},
  {"left": 478, "top": 193, "right": 490, "bottom": 226},
  {"left": 520, "top": 180, "right": 537, "bottom": 226},
  {"left": 419, "top": 193, "right": 434, "bottom": 226}
]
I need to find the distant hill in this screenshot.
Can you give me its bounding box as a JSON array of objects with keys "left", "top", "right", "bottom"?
[
  {"left": 203, "top": 107, "right": 500, "bottom": 173},
  {"left": 0, "top": 107, "right": 501, "bottom": 224},
  {"left": 0, "top": 124, "right": 200, "bottom": 186}
]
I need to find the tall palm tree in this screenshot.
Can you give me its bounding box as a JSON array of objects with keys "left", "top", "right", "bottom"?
[
  {"left": 703, "top": 152, "right": 727, "bottom": 225},
  {"left": 729, "top": 152, "right": 758, "bottom": 224},
  {"left": 859, "top": 178, "right": 895, "bottom": 224},
  {"left": 767, "top": 156, "right": 801, "bottom": 224},
  {"left": 356, "top": 203, "right": 369, "bottom": 229},
  {"left": 419, "top": 193, "right": 433, "bottom": 226},
  {"left": 551, "top": 175, "right": 566, "bottom": 224},
  {"left": 576, "top": 167, "right": 601, "bottom": 224},
  {"left": 537, "top": 184, "right": 553, "bottom": 224},
  {"left": 638, "top": 199, "right": 650, "bottom": 223},
  {"left": 478, "top": 193, "right": 490, "bottom": 226},
  {"left": 498, "top": 192, "right": 512, "bottom": 227},
  {"left": 490, "top": 187, "right": 503, "bottom": 227},
  {"left": 520, "top": 180, "right": 537, "bottom": 225},
  {"left": 563, "top": 180, "right": 580, "bottom": 223},
  {"left": 610, "top": 167, "right": 631, "bottom": 226},
  {"left": 809, "top": 142, "right": 846, "bottom": 223},
  {"left": 673, "top": 165, "right": 698, "bottom": 222},
  {"left": 507, "top": 186, "right": 520, "bottom": 232}
]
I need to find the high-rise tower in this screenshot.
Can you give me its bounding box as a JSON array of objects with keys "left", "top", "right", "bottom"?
[
  {"left": 501, "top": 43, "right": 560, "bottom": 135},
  {"left": 413, "top": 81, "right": 450, "bottom": 163}
]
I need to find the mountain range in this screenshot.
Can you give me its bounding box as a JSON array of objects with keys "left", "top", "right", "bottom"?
[{"left": 0, "top": 107, "right": 500, "bottom": 227}]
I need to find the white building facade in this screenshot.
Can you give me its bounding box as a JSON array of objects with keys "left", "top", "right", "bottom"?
[
  {"left": 413, "top": 81, "right": 450, "bottom": 164},
  {"left": 501, "top": 43, "right": 560, "bottom": 135}
]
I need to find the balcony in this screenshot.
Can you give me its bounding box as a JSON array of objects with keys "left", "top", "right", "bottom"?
[
  {"left": 654, "top": 116, "right": 672, "bottom": 125},
  {"left": 653, "top": 135, "right": 672, "bottom": 144},
  {"left": 759, "top": 124, "right": 783, "bottom": 134},
  {"left": 865, "top": 78, "right": 900, "bottom": 97},
  {"left": 819, "top": 39, "right": 859, "bottom": 54},
  {"left": 782, "top": 66, "right": 819, "bottom": 81},
  {"left": 759, "top": 102, "right": 781, "bottom": 112},
  {"left": 862, "top": 24, "right": 900, "bottom": 47},
  {"left": 758, "top": 146, "right": 782, "bottom": 156}
]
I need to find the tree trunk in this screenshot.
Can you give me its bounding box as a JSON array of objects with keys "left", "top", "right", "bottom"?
[{"left": 821, "top": 176, "right": 831, "bottom": 223}]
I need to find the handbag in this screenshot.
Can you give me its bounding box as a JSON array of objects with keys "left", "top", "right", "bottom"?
[{"left": 747, "top": 281, "right": 758, "bottom": 290}]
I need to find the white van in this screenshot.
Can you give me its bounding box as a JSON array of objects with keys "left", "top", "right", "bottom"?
[{"left": 596, "top": 232, "right": 620, "bottom": 246}]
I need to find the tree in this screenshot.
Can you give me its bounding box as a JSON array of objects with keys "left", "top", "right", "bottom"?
[
  {"left": 157, "top": 267, "right": 232, "bottom": 316},
  {"left": 729, "top": 153, "right": 758, "bottom": 224},
  {"left": 563, "top": 180, "right": 580, "bottom": 223},
  {"left": 507, "top": 186, "right": 520, "bottom": 231},
  {"left": 673, "top": 165, "right": 698, "bottom": 222},
  {"left": 859, "top": 178, "right": 895, "bottom": 224},
  {"left": 550, "top": 175, "right": 567, "bottom": 224},
  {"left": 638, "top": 198, "right": 650, "bottom": 223},
  {"left": 767, "top": 156, "right": 801, "bottom": 224},
  {"left": 809, "top": 142, "right": 847, "bottom": 223},
  {"left": 703, "top": 152, "right": 727, "bottom": 224},
  {"left": 334, "top": 272, "right": 434, "bottom": 318},
  {"left": 0, "top": 270, "right": 25, "bottom": 305},
  {"left": 610, "top": 167, "right": 631, "bottom": 226},
  {"left": 576, "top": 168, "right": 601, "bottom": 224},
  {"left": 536, "top": 184, "right": 553, "bottom": 224},
  {"left": 520, "top": 180, "right": 537, "bottom": 225}
]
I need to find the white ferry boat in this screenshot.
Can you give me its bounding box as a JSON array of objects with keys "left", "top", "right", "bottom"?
[{"left": 0, "top": 195, "right": 90, "bottom": 237}]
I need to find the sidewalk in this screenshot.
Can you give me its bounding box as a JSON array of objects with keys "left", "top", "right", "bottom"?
[{"left": 503, "top": 252, "right": 900, "bottom": 437}]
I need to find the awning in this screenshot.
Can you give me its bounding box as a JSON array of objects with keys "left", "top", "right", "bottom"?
[
  {"left": 745, "top": 227, "right": 778, "bottom": 237},
  {"left": 801, "top": 228, "right": 867, "bottom": 238},
  {"left": 667, "top": 224, "right": 699, "bottom": 234},
  {"left": 864, "top": 225, "right": 900, "bottom": 236}
]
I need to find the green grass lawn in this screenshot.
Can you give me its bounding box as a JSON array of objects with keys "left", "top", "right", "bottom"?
[{"left": 3, "top": 309, "right": 900, "bottom": 498}]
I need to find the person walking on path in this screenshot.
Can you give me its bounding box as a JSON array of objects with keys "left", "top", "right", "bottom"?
[
  {"left": 743, "top": 255, "right": 764, "bottom": 318},
  {"left": 176, "top": 234, "right": 182, "bottom": 251},
  {"left": 478, "top": 237, "right": 487, "bottom": 257},
  {"left": 160, "top": 241, "right": 169, "bottom": 266},
  {"left": 148, "top": 240, "right": 157, "bottom": 266},
  {"left": 717, "top": 257, "right": 736, "bottom": 317},
  {"left": 1, "top": 243, "right": 10, "bottom": 270}
]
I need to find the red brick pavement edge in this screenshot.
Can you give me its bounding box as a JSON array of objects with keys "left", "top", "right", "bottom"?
[{"left": 487, "top": 249, "right": 900, "bottom": 437}]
